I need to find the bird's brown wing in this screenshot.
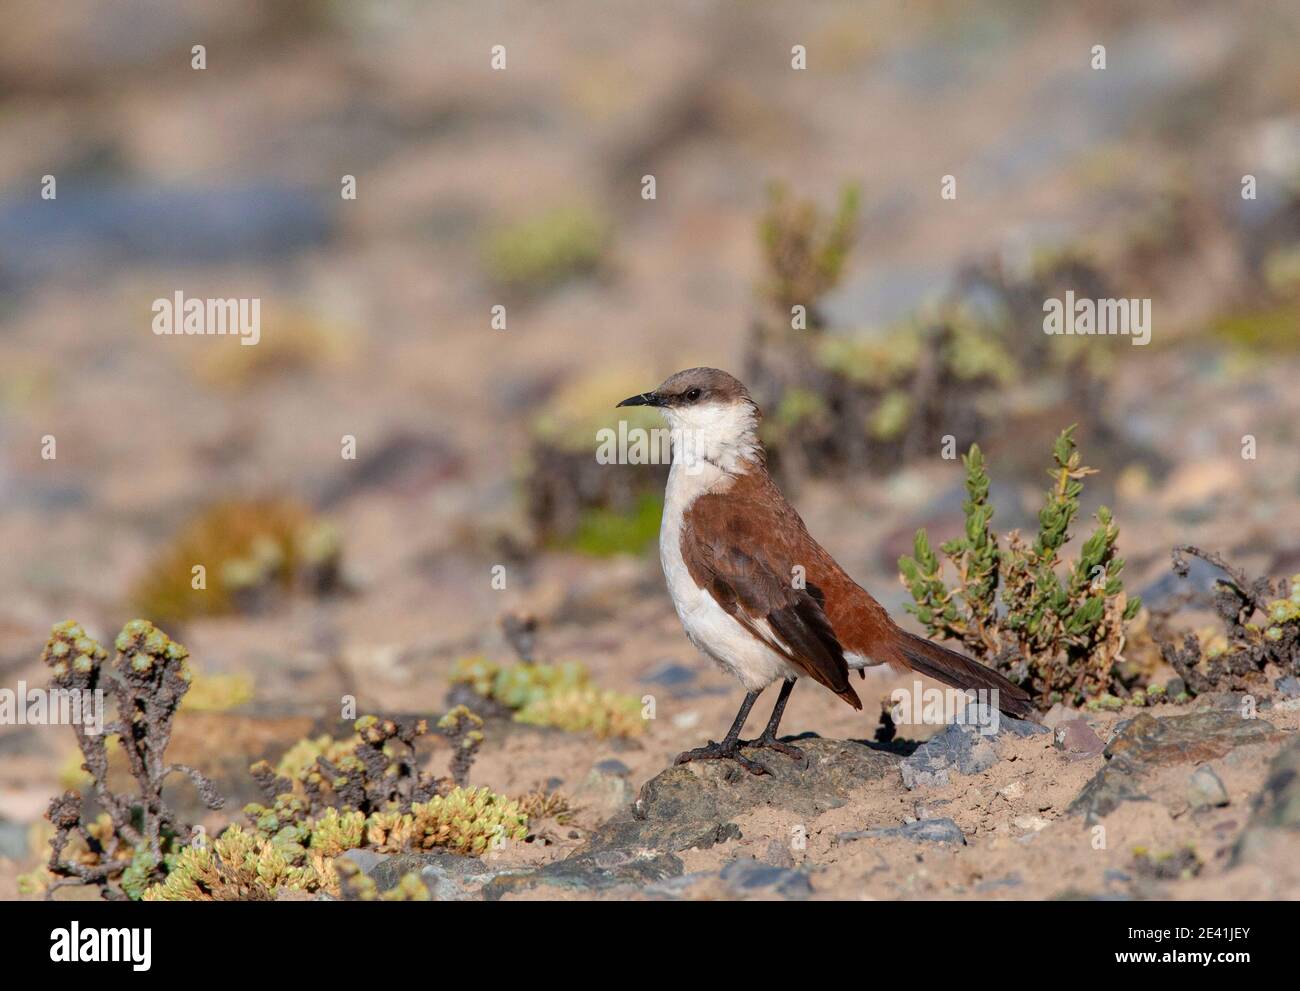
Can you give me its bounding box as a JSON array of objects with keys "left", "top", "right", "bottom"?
[{"left": 682, "top": 478, "right": 862, "bottom": 709}]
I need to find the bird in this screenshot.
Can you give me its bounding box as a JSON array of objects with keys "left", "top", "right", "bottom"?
[{"left": 617, "top": 366, "right": 1035, "bottom": 775}]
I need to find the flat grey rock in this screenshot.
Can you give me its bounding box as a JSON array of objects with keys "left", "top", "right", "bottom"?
[
  {"left": 482, "top": 849, "right": 685, "bottom": 900},
  {"left": 1274, "top": 676, "right": 1300, "bottom": 700},
  {"left": 719, "top": 856, "right": 813, "bottom": 899},
  {"left": 1071, "top": 710, "right": 1280, "bottom": 823},
  {"left": 839, "top": 817, "right": 967, "bottom": 846},
  {"left": 343, "top": 849, "right": 500, "bottom": 900},
  {"left": 975, "top": 873, "right": 1023, "bottom": 893},
  {"left": 584, "top": 737, "right": 901, "bottom": 855},
  {"left": 900, "top": 707, "right": 1048, "bottom": 790}
]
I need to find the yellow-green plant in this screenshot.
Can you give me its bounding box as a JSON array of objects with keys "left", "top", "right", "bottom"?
[
  {"left": 364, "top": 787, "right": 528, "bottom": 856},
  {"left": 759, "top": 181, "right": 860, "bottom": 323},
  {"left": 485, "top": 204, "right": 610, "bottom": 291},
  {"left": 27, "top": 620, "right": 524, "bottom": 901},
  {"left": 451, "top": 656, "right": 590, "bottom": 709},
  {"left": 29, "top": 620, "right": 224, "bottom": 900},
  {"left": 515, "top": 687, "right": 645, "bottom": 739},
  {"left": 899, "top": 428, "right": 1140, "bottom": 706},
  {"left": 450, "top": 658, "right": 643, "bottom": 738},
  {"left": 131, "top": 499, "right": 342, "bottom": 622},
  {"left": 142, "top": 824, "right": 335, "bottom": 901}
]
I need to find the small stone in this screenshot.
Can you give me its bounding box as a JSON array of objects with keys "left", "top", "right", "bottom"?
[
  {"left": 900, "top": 724, "right": 996, "bottom": 789},
  {"left": 574, "top": 763, "right": 634, "bottom": 815},
  {"left": 998, "top": 780, "right": 1025, "bottom": 800},
  {"left": 1186, "top": 764, "right": 1229, "bottom": 809},
  {"left": 671, "top": 711, "right": 701, "bottom": 730},
  {"left": 1012, "top": 815, "right": 1050, "bottom": 833},
  {"left": 347, "top": 850, "right": 496, "bottom": 901},
  {"left": 641, "top": 662, "right": 698, "bottom": 687},
  {"left": 338, "top": 848, "right": 384, "bottom": 874},
  {"left": 1274, "top": 675, "right": 1300, "bottom": 700},
  {"left": 960, "top": 702, "right": 1051, "bottom": 738},
  {"left": 975, "top": 873, "right": 1022, "bottom": 893},
  {"left": 719, "top": 856, "right": 812, "bottom": 899},
  {"left": 1054, "top": 718, "right": 1105, "bottom": 758},
  {"left": 1164, "top": 677, "right": 1186, "bottom": 698},
  {"left": 1194, "top": 691, "right": 1256, "bottom": 713},
  {"left": 840, "top": 817, "right": 966, "bottom": 846},
  {"left": 759, "top": 838, "right": 795, "bottom": 869},
  {"left": 898, "top": 704, "right": 1048, "bottom": 791}
]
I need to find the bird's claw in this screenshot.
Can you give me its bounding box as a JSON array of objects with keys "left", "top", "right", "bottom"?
[
  {"left": 674, "top": 740, "right": 769, "bottom": 775},
  {"left": 740, "top": 735, "right": 806, "bottom": 762}
]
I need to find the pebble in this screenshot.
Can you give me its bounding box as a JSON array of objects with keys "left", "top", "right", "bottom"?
[
  {"left": 1186, "top": 764, "right": 1229, "bottom": 809},
  {"left": 839, "top": 817, "right": 967, "bottom": 846}
]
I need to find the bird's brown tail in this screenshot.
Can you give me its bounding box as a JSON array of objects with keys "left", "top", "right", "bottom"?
[{"left": 884, "top": 628, "right": 1038, "bottom": 721}]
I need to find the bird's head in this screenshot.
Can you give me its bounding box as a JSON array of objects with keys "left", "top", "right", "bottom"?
[{"left": 617, "top": 367, "right": 762, "bottom": 472}]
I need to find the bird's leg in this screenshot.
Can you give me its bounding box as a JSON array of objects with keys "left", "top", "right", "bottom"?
[
  {"left": 674, "top": 690, "right": 768, "bottom": 775},
  {"left": 741, "top": 679, "right": 805, "bottom": 760}
]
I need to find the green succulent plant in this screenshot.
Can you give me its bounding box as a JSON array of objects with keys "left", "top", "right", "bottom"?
[{"left": 899, "top": 428, "right": 1140, "bottom": 706}]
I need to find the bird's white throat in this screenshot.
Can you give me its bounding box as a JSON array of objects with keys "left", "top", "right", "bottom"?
[{"left": 661, "top": 399, "right": 761, "bottom": 477}]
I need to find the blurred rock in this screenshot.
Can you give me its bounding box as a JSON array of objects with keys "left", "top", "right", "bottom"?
[
  {"left": 719, "top": 856, "right": 813, "bottom": 899},
  {"left": 0, "top": 818, "right": 27, "bottom": 860},
  {"left": 484, "top": 848, "right": 684, "bottom": 899},
  {"left": 1139, "top": 553, "right": 1226, "bottom": 611},
  {"left": 975, "top": 874, "right": 1023, "bottom": 893},
  {"left": 1054, "top": 718, "right": 1105, "bottom": 759},
  {"left": 758, "top": 838, "right": 795, "bottom": 869},
  {"left": 342, "top": 848, "right": 497, "bottom": 901},
  {"left": 572, "top": 759, "right": 634, "bottom": 816},
  {"left": 1186, "top": 764, "right": 1229, "bottom": 810},
  {"left": 838, "top": 818, "right": 966, "bottom": 846},
  {"left": 1235, "top": 735, "right": 1300, "bottom": 866},
  {"left": 0, "top": 183, "right": 332, "bottom": 290},
  {"left": 1274, "top": 676, "right": 1300, "bottom": 700},
  {"left": 640, "top": 661, "right": 698, "bottom": 687}
]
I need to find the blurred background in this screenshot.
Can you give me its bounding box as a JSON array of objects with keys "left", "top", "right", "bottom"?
[{"left": 1, "top": 0, "right": 1299, "bottom": 891}]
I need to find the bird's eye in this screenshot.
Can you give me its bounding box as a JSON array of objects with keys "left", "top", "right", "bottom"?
[{"left": 685, "top": 388, "right": 702, "bottom": 401}]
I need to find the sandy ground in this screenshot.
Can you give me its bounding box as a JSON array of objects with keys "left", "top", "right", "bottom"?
[{"left": 2, "top": 2, "right": 1299, "bottom": 900}]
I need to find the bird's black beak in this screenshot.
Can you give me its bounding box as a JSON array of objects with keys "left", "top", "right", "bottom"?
[{"left": 616, "top": 391, "right": 664, "bottom": 408}]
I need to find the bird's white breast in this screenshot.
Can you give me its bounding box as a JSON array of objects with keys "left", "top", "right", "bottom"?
[{"left": 659, "top": 460, "right": 799, "bottom": 693}]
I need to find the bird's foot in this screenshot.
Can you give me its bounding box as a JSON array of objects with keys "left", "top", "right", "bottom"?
[
  {"left": 674, "top": 739, "right": 769, "bottom": 776},
  {"left": 739, "top": 734, "right": 805, "bottom": 762}
]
